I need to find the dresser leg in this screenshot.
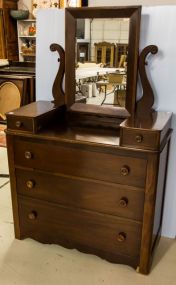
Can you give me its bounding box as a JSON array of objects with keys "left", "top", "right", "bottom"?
[{"left": 136, "top": 266, "right": 140, "bottom": 273}]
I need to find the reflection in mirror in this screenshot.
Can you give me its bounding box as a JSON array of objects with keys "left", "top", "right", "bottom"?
[{"left": 75, "top": 18, "right": 129, "bottom": 107}]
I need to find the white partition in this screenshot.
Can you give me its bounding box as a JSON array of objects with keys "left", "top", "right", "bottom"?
[
  {"left": 139, "top": 6, "right": 176, "bottom": 238},
  {"left": 36, "top": 9, "right": 65, "bottom": 101}
]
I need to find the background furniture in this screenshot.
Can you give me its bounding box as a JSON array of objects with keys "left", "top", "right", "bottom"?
[
  {"left": 94, "top": 42, "right": 115, "bottom": 67},
  {"left": 0, "top": 74, "right": 35, "bottom": 121},
  {"left": 0, "top": 0, "right": 18, "bottom": 60},
  {"left": 77, "top": 41, "right": 89, "bottom": 63},
  {"left": 115, "top": 44, "right": 128, "bottom": 67},
  {"left": 17, "top": 19, "right": 36, "bottom": 62}
]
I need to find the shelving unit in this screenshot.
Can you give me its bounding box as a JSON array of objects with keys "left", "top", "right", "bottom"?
[{"left": 17, "top": 19, "right": 36, "bottom": 62}]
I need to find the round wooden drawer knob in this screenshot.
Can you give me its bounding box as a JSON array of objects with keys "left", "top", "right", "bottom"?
[
  {"left": 15, "top": 121, "right": 22, "bottom": 128},
  {"left": 25, "top": 151, "right": 32, "bottom": 160},
  {"left": 26, "top": 180, "right": 35, "bottom": 189},
  {"left": 120, "top": 166, "right": 130, "bottom": 176},
  {"left": 119, "top": 197, "right": 128, "bottom": 208},
  {"left": 135, "top": 134, "right": 143, "bottom": 143},
  {"left": 117, "top": 232, "right": 126, "bottom": 242},
  {"left": 28, "top": 211, "right": 37, "bottom": 220}
]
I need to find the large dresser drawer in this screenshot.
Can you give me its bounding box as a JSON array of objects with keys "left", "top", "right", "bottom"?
[
  {"left": 18, "top": 197, "right": 142, "bottom": 259},
  {"left": 16, "top": 169, "right": 144, "bottom": 221},
  {"left": 14, "top": 139, "right": 147, "bottom": 187}
]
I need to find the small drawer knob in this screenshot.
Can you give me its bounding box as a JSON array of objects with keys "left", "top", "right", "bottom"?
[
  {"left": 135, "top": 134, "right": 143, "bottom": 143},
  {"left": 120, "top": 166, "right": 130, "bottom": 176},
  {"left": 26, "top": 180, "right": 35, "bottom": 189},
  {"left": 119, "top": 197, "right": 128, "bottom": 208},
  {"left": 25, "top": 151, "right": 32, "bottom": 160},
  {"left": 117, "top": 232, "right": 126, "bottom": 242},
  {"left": 28, "top": 211, "right": 37, "bottom": 220},
  {"left": 15, "top": 121, "right": 22, "bottom": 128}
]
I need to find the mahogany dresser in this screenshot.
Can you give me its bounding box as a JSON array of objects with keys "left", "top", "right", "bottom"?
[
  {"left": 6, "top": 101, "right": 172, "bottom": 274},
  {"left": 6, "top": 6, "right": 172, "bottom": 275}
]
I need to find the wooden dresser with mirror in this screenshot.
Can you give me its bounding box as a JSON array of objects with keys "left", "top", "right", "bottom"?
[{"left": 6, "top": 6, "right": 172, "bottom": 274}]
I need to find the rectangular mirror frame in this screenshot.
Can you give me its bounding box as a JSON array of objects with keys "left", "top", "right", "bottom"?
[{"left": 65, "top": 6, "right": 141, "bottom": 121}]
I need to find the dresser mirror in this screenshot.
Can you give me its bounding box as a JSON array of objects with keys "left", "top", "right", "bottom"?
[
  {"left": 65, "top": 6, "right": 141, "bottom": 119},
  {"left": 76, "top": 18, "right": 129, "bottom": 107}
]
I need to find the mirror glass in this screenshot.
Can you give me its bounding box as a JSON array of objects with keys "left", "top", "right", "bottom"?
[{"left": 75, "top": 18, "right": 129, "bottom": 107}]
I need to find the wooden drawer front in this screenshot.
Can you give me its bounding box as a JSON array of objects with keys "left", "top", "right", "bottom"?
[
  {"left": 18, "top": 197, "right": 142, "bottom": 258},
  {"left": 121, "top": 128, "right": 159, "bottom": 150},
  {"left": 16, "top": 169, "right": 144, "bottom": 221},
  {"left": 14, "top": 139, "right": 147, "bottom": 187},
  {"left": 7, "top": 116, "right": 35, "bottom": 133}
]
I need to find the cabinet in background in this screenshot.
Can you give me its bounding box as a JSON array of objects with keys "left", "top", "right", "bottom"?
[
  {"left": 0, "top": 0, "right": 18, "bottom": 60},
  {"left": 17, "top": 19, "right": 36, "bottom": 62}
]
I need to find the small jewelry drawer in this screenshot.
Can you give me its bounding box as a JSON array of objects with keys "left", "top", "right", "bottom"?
[
  {"left": 18, "top": 196, "right": 142, "bottom": 259},
  {"left": 14, "top": 138, "right": 147, "bottom": 188},
  {"left": 6, "top": 101, "right": 59, "bottom": 134},
  {"left": 16, "top": 168, "right": 145, "bottom": 221},
  {"left": 120, "top": 128, "right": 160, "bottom": 150},
  {"left": 6, "top": 116, "right": 37, "bottom": 133}
]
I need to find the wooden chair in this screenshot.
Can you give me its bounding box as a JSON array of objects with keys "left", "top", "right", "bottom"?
[
  {"left": 101, "top": 73, "right": 126, "bottom": 105},
  {"left": 0, "top": 81, "right": 21, "bottom": 120},
  {"left": 0, "top": 74, "right": 35, "bottom": 121}
]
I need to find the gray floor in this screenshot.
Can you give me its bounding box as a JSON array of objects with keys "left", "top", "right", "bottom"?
[{"left": 0, "top": 147, "right": 176, "bottom": 285}]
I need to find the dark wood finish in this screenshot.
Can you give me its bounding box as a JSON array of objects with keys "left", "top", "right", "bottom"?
[
  {"left": 120, "top": 112, "right": 172, "bottom": 151},
  {"left": 65, "top": 6, "right": 141, "bottom": 123},
  {"left": 136, "top": 45, "right": 158, "bottom": 121},
  {"left": 6, "top": 101, "right": 61, "bottom": 133},
  {"left": 16, "top": 168, "right": 144, "bottom": 221},
  {"left": 77, "top": 42, "right": 89, "bottom": 62},
  {"left": 14, "top": 138, "right": 147, "bottom": 187},
  {"left": 18, "top": 196, "right": 142, "bottom": 261},
  {"left": 0, "top": 0, "right": 18, "bottom": 60},
  {"left": 5, "top": 5, "right": 172, "bottom": 275},
  {"left": 6, "top": 104, "right": 172, "bottom": 274},
  {"left": 0, "top": 61, "right": 35, "bottom": 75},
  {"left": 0, "top": 9, "right": 5, "bottom": 58},
  {"left": 50, "top": 43, "right": 65, "bottom": 106}
]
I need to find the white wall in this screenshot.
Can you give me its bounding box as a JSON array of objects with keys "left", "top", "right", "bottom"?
[
  {"left": 139, "top": 7, "right": 176, "bottom": 238},
  {"left": 36, "top": 9, "right": 65, "bottom": 101},
  {"left": 36, "top": 6, "right": 176, "bottom": 238}
]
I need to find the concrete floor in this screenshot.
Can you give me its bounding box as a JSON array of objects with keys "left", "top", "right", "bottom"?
[{"left": 0, "top": 147, "right": 176, "bottom": 285}]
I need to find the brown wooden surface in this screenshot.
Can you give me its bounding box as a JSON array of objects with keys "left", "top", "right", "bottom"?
[
  {"left": 14, "top": 138, "right": 147, "bottom": 188},
  {"left": 136, "top": 45, "right": 158, "bottom": 121},
  {"left": 18, "top": 196, "right": 142, "bottom": 260},
  {"left": 16, "top": 168, "right": 144, "bottom": 221},
  {"left": 120, "top": 127, "right": 160, "bottom": 151},
  {"left": 120, "top": 112, "right": 172, "bottom": 152},
  {"left": 6, "top": 134, "right": 21, "bottom": 238},
  {"left": 0, "top": 0, "right": 18, "bottom": 60},
  {"left": 6, "top": 109, "right": 172, "bottom": 274},
  {"left": 138, "top": 153, "right": 159, "bottom": 274},
  {"left": 0, "top": 9, "right": 6, "bottom": 58},
  {"left": 50, "top": 43, "right": 65, "bottom": 106},
  {"left": 65, "top": 6, "right": 141, "bottom": 124}
]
